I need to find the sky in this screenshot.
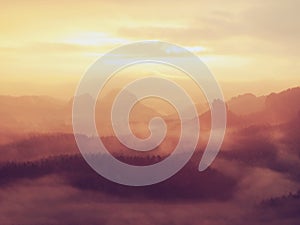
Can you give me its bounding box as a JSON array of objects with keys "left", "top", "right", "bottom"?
[{"left": 0, "top": 0, "right": 299, "bottom": 99}]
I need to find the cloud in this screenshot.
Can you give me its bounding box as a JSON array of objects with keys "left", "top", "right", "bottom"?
[{"left": 117, "top": 0, "right": 300, "bottom": 57}]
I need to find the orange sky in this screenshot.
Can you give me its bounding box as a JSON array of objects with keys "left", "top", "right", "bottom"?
[{"left": 0, "top": 0, "right": 299, "bottom": 99}]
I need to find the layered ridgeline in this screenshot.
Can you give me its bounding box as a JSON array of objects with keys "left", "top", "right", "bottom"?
[
  {"left": 0, "top": 87, "right": 299, "bottom": 135},
  {"left": 0, "top": 86, "right": 299, "bottom": 161}
]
